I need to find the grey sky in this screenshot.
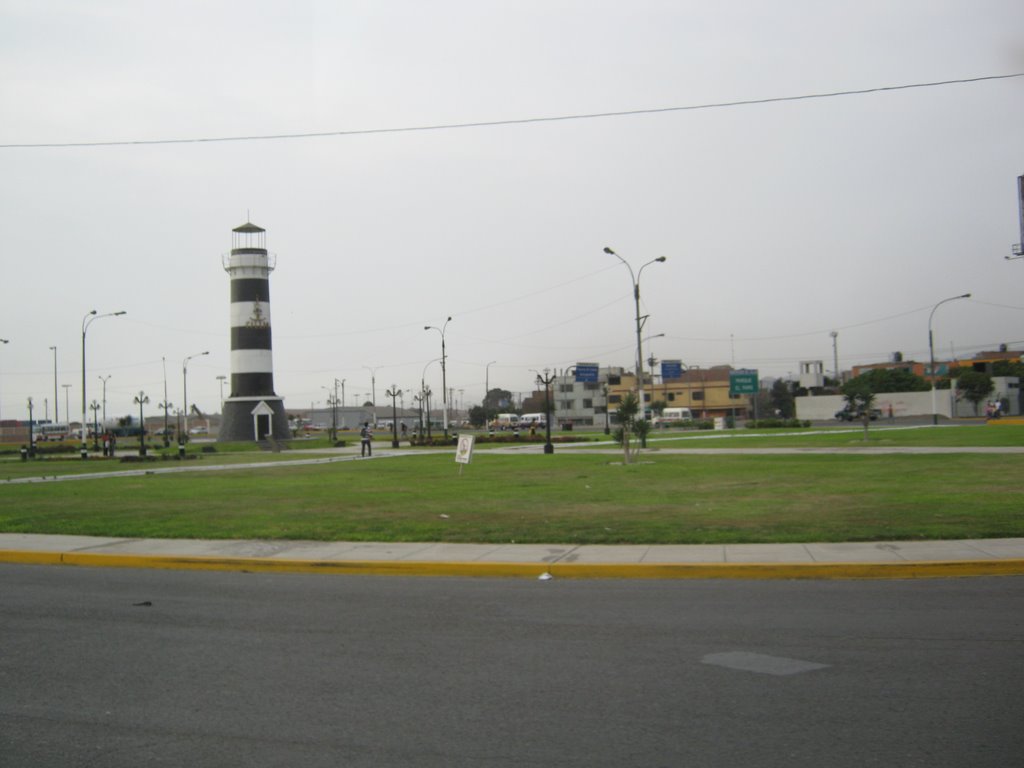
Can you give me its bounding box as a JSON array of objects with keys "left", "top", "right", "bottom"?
[{"left": 2, "top": 1, "right": 1022, "bottom": 423}]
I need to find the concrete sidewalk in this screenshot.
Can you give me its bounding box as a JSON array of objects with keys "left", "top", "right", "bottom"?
[{"left": 2, "top": 533, "right": 1023, "bottom": 580}]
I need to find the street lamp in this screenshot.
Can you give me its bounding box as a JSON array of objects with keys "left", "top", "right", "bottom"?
[
  {"left": 89, "top": 400, "right": 100, "bottom": 448},
  {"left": 424, "top": 317, "right": 452, "bottom": 439},
  {"left": 61, "top": 384, "right": 71, "bottom": 431},
  {"left": 603, "top": 247, "right": 666, "bottom": 422},
  {"left": 420, "top": 357, "right": 441, "bottom": 442},
  {"left": 386, "top": 386, "right": 402, "bottom": 448},
  {"left": 322, "top": 385, "right": 338, "bottom": 441},
  {"left": 134, "top": 391, "right": 149, "bottom": 456},
  {"left": 99, "top": 375, "right": 111, "bottom": 428},
  {"left": 363, "top": 366, "right": 379, "bottom": 410},
  {"left": 602, "top": 383, "right": 611, "bottom": 435},
  {"left": 928, "top": 293, "right": 971, "bottom": 425},
  {"left": 0, "top": 338, "right": 8, "bottom": 422},
  {"left": 49, "top": 345, "right": 58, "bottom": 424},
  {"left": 534, "top": 369, "right": 556, "bottom": 454},
  {"left": 182, "top": 351, "right": 209, "bottom": 441},
  {"left": 82, "top": 310, "right": 126, "bottom": 457},
  {"left": 216, "top": 375, "right": 227, "bottom": 407}
]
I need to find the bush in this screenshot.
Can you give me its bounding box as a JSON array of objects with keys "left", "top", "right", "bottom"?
[{"left": 744, "top": 418, "right": 811, "bottom": 429}]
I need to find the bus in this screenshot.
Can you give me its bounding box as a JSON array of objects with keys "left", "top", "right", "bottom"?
[{"left": 34, "top": 423, "right": 71, "bottom": 441}]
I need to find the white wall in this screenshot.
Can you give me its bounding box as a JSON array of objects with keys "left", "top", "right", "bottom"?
[{"left": 795, "top": 391, "right": 953, "bottom": 421}]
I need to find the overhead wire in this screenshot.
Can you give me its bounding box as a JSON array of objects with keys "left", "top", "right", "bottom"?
[{"left": 2, "top": 73, "right": 1020, "bottom": 149}]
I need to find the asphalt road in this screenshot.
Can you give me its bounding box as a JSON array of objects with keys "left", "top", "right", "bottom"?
[{"left": 2, "top": 565, "right": 1022, "bottom": 767}]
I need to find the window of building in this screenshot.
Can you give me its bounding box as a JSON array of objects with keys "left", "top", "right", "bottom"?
[
  {"left": 559, "top": 399, "right": 575, "bottom": 410},
  {"left": 609, "top": 394, "right": 621, "bottom": 404},
  {"left": 608, "top": 375, "right": 621, "bottom": 385},
  {"left": 582, "top": 398, "right": 593, "bottom": 409},
  {"left": 667, "top": 392, "right": 676, "bottom": 401},
  {"left": 692, "top": 390, "right": 704, "bottom": 400},
  {"left": 559, "top": 384, "right": 574, "bottom": 393}
]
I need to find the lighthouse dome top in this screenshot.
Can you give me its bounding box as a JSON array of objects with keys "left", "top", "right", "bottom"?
[
  {"left": 231, "top": 221, "right": 268, "bottom": 256},
  {"left": 233, "top": 222, "right": 265, "bottom": 234}
]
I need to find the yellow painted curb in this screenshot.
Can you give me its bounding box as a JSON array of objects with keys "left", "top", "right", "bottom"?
[{"left": 2, "top": 549, "right": 1024, "bottom": 579}]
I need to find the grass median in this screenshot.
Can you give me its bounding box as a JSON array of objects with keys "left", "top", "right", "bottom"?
[{"left": 1, "top": 447, "right": 1022, "bottom": 544}]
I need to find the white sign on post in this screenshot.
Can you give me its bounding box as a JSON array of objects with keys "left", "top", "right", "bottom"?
[{"left": 455, "top": 434, "right": 475, "bottom": 472}]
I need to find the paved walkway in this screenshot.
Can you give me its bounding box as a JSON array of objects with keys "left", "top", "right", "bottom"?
[{"left": 2, "top": 533, "right": 1022, "bottom": 580}]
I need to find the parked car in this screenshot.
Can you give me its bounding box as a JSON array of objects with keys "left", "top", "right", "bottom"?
[{"left": 835, "top": 407, "right": 882, "bottom": 422}]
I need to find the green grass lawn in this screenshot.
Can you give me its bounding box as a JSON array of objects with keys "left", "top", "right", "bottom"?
[{"left": 1, "top": 446, "right": 1021, "bottom": 544}]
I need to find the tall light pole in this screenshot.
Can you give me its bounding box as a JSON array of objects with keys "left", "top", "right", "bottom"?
[
  {"left": 485, "top": 360, "right": 497, "bottom": 410},
  {"left": 424, "top": 317, "right": 452, "bottom": 438},
  {"left": 386, "top": 386, "right": 402, "bottom": 448},
  {"left": 49, "top": 345, "right": 58, "bottom": 424},
  {"left": 182, "top": 350, "right": 209, "bottom": 440},
  {"left": 82, "top": 310, "right": 126, "bottom": 457},
  {"left": 363, "top": 366, "right": 379, "bottom": 409},
  {"left": 830, "top": 331, "right": 840, "bottom": 385},
  {"left": 61, "top": 384, "right": 71, "bottom": 430},
  {"left": 99, "top": 375, "right": 111, "bottom": 428},
  {"left": 216, "top": 375, "right": 227, "bottom": 408},
  {"left": 0, "top": 338, "right": 9, "bottom": 422},
  {"left": 928, "top": 293, "right": 971, "bottom": 425},
  {"left": 603, "top": 247, "right": 666, "bottom": 421},
  {"left": 533, "top": 369, "right": 556, "bottom": 454},
  {"left": 134, "top": 391, "right": 149, "bottom": 456}
]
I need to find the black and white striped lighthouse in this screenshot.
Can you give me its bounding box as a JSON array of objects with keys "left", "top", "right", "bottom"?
[{"left": 217, "top": 221, "right": 290, "bottom": 442}]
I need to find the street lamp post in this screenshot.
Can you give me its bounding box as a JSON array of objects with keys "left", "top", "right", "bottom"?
[
  {"left": 82, "top": 310, "right": 126, "bottom": 458},
  {"left": 424, "top": 317, "right": 452, "bottom": 439},
  {"left": 99, "top": 375, "right": 111, "bottom": 428},
  {"left": 602, "top": 383, "right": 611, "bottom": 435},
  {"left": 0, "top": 338, "right": 8, "bottom": 423},
  {"left": 61, "top": 384, "right": 71, "bottom": 431},
  {"left": 134, "top": 391, "right": 149, "bottom": 456},
  {"left": 534, "top": 369, "right": 556, "bottom": 454},
  {"left": 49, "top": 345, "right": 58, "bottom": 424},
  {"left": 182, "top": 351, "right": 210, "bottom": 442},
  {"left": 89, "top": 400, "right": 100, "bottom": 448},
  {"left": 363, "top": 366, "right": 379, "bottom": 410},
  {"left": 386, "top": 386, "right": 402, "bottom": 448},
  {"left": 928, "top": 293, "right": 971, "bottom": 425},
  {"left": 603, "top": 247, "right": 666, "bottom": 422}
]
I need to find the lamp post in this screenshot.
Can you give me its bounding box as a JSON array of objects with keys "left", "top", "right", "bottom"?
[
  {"left": 420, "top": 358, "right": 441, "bottom": 442},
  {"left": 602, "top": 383, "right": 611, "bottom": 435},
  {"left": 424, "top": 317, "right": 452, "bottom": 438},
  {"left": 216, "top": 375, "right": 227, "bottom": 408},
  {"left": 0, "top": 338, "right": 8, "bottom": 422},
  {"left": 49, "top": 345, "right": 58, "bottom": 424},
  {"left": 99, "top": 375, "right": 111, "bottom": 428},
  {"left": 830, "top": 331, "right": 840, "bottom": 384},
  {"left": 363, "top": 366, "right": 379, "bottom": 410},
  {"left": 61, "top": 384, "right": 71, "bottom": 431},
  {"left": 603, "top": 247, "right": 666, "bottom": 422},
  {"left": 182, "top": 350, "right": 209, "bottom": 442},
  {"left": 82, "top": 310, "right": 126, "bottom": 458},
  {"left": 134, "top": 391, "right": 149, "bottom": 456},
  {"left": 27, "top": 397, "right": 35, "bottom": 456},
  {"left": 89, "top": 400, "right": 100, "bottom": 448},
  {"left": 322, "top": 385, "right": 338, "bottom": 441},
  {"left": 386, "top": 386, "right": 402, "bottom": 448},
  {"left": 534, "top": 369, "right": 556, "bottom": 454},
  {"left": 928, "top": 293, "right": 971, "bottom": 425}
]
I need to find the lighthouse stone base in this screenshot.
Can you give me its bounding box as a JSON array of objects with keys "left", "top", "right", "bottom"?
[{"left": 218, "top": 397, "right": 290, "bottom": 443}]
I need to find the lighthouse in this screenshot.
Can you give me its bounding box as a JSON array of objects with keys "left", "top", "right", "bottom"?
[{"left": 218, "top": 221, "right": 290, "bottom": 442}]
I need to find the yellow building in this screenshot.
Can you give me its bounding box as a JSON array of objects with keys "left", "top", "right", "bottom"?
[{"left": 607, "top": 366, "right": 751, "bottom": 419}]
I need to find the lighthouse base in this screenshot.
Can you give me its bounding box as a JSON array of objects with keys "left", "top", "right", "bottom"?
[{"left": 218, "top": 396, "right": 290, "bottom": 443}]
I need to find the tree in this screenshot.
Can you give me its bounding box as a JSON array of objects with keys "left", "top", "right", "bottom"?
[
  {"left": 616, "top": 391, "right": 640, "bottom": 464},
  {"left": 955, "top": 371, "right": 994, "bottom": 416},
  {"left": 769, "top": 379, "right": 795, "bottom": 418},
  {"left": 842, "top": 379, "right": 876, "bottom": 441},
  {"left": 846, "top": 368, "right": 929, "bottom": 394}
]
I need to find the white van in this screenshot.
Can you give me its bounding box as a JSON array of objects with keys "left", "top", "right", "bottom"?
[
  {"left": 519, "top": 413, "right": 547, "bottom": 428},
  {"left": 655, "top": 407, "right": 693, "bottom": 425}
]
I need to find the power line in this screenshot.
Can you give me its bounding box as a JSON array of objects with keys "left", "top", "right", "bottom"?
[{"left": 3, "top": 73, "right": 1021, "bottom": 149}]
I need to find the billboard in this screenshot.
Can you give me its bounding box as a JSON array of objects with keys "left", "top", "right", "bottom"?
[
  {"left": 574, "top": 363, "right": 600, "bottom": 383},
  {"left": 661, "top": 360, "right": 683, "bottom": 380}
]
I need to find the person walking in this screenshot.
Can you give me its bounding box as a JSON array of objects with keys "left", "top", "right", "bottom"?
[{"left": 360, "top": 422, "right": 373, "bottom": 457}]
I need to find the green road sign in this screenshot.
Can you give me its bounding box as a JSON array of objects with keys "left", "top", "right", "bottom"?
[{"left": 729, "top": 370, "right": 758, "bottom": 395}]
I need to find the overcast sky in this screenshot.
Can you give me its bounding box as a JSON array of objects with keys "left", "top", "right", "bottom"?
[{"left": 2, "top": 0, "right": 1023, "bottom": 423}]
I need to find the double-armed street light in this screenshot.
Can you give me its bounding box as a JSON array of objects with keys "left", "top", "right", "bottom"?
[
  {"left": 928, "top": 293, "right": 971, "bottom": 425},
  {"left": 89, "top": 400, "right": 101, "bottom": 448},
  {"left": 134, "top": 391, "right": 149, "bottom": 456},
  {"left": 386, "top": 386, "right": 402, "bottom": 448},
  {"left": 82, "top": 310, "right": 126, "bottom": 458},
  {"left": 424, "top": 317, "right": 452, "bottom": 438},
  {"left": 533, "top": 369, "right": 556, "bottom": 454},
  {"left": 603, "top": 247, "right": 666, "bottom": 421}
]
